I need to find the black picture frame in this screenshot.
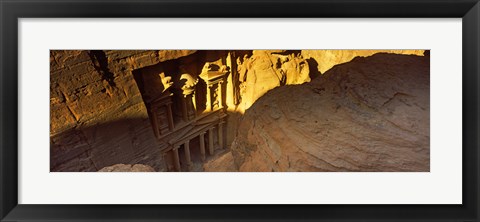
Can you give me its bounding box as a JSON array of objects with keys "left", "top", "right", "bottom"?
[{"left": 1, "top": 0, "right": 479, "bottom": 221}]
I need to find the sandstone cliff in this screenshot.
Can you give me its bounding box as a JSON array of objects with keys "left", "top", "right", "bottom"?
[
  {"left": 98, "top": 164, "right": 155, "bottom": 172},
  {"left": 50, "top": 50, "right": 196, "bottom": 171},
  {"left": 51, "top": 50, "right": 427, "bottom": 172},
  {"left": 230, "top": 53, "right": 430, "bottom": 172},
  {"left": 302, "top": 50, "right": 424, "bottom": 74}
]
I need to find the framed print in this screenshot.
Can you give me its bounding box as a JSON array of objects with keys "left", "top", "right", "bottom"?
[{"left": 1, "top": 0, "right": 479, "bottom": 221}]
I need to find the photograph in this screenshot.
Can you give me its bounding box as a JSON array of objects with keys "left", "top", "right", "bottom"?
[
  {"left": 50, "top": 49, "right": 430, "bottom": 172},
  {"left": 2, "top": 0, "right": 478, "bottom": 220}
]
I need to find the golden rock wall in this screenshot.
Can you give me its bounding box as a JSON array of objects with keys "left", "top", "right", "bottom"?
[{"left": 50, "top": 50, "right": 426, "bottom": 172}]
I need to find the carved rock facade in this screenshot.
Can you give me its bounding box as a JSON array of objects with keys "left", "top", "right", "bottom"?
[{"left": 51, "top": 50, "right": 426, "bottom": 172}]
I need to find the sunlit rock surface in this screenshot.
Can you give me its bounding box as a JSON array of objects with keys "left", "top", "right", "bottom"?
[
  {"left": 302, "top": 50, "right": 424, "bottom": 74},
  {"left": 237, "top": 50, "right": 310, "bottom": 111},
  {"left": 98, "top": 164, "right": 155, "bottom": 172},
  {"left": 203, "top": 152, "right": 238, "bottom": 172},
  {"left": 50, "top": 50, "right": 427, "bottom": 172},
  {"left": 231, "top": 53, "right": 430, "bottom": 172}
]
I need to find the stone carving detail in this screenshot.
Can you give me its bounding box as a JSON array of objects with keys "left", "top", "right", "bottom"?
[
  {"left": 139, "top": 62, "right": 229, "bottom": 171},
  {"left": 50, "top": 50, "right": 427, "bottom": 172},
  {"left": 173, "top": 72, "right": 198, "bottom": 122},
  {"left": 199, "top": 62, "right": 228, "bottom": 112}
]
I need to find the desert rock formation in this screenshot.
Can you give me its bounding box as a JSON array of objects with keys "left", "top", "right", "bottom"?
[
  {"left": 50, "top": 50, "right": 427, "bottom": 172},
  {"left": 98, "top": 164, "right": 155, "bottom": 172},
  {"left": 231, "top": 53, "right": 430, "bottom": 172},
  {"left": 50, "top": 50, "right": 196, "bottom": 171},
  {"left": 302, "top": 50, "right": 424, "bottom": 74}
]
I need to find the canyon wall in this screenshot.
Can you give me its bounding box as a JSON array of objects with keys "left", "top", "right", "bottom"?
[
  {"left": 302, "top": 50, "right": 425, "bottom": 74},
  {"left": 50, "top": 50, "right": 196, "bottom": 171},
  {"left": 51, "top": 50, "right": 426, "bottom": 172},
  {"left": 230, "top": 53, "right": 430, "bottom": 172}
]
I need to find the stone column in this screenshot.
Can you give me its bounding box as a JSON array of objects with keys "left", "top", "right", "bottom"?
[
  {"left": 172, "top": 147, "right": 181, "bottom": 172},
  {"left": 184, "top": 141, "right": 192, "bottom": 170},
  {"left": 199, "top": 132, "right": 206, "bottom": 161},
  {"left": 185, "top": 94, "right": 196, "bottom": 120},
  {"left": 218, "top": 122, "right": 224, "bottom": 149},
  {"left": 206, "top": 85, "right": 212, "bottom": 111},
  {"left": 218, "top": 81, "right": 223, "bottom": 109},
  {"left": 151, "top": 109, "right": 160, "bottom": 137},
  {"left": 162, "top": 152, "right": 170, "bottom": 171},
  {"left": 191, "top": 93, "right": 197, "bottom": 113},
  {"left": 208, "top": 128, "right": 214, "bottom": 155},
  {"left": 181, "top": 97, "right": 188, "bottom": 122},
  {"left": 166, "top": 103, "right": 174, "bottom": 130}
]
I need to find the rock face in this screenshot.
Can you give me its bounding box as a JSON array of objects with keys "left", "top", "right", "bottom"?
[
  {"left": 98, "top": 164, "right": 155, "bottom": 172},
  {"left": 235, "top": 50, "right": 311, "bottom": 111},
  {"left": 231, "top": 53, "right": 430, "bottom": 172},
  {"left": 50, "top": 50, "right": 312, "bottom": 172},
  {"left": 203, "top": 152, "right": 238, "bottom": 172},
  {"left": 51, "top": 50, "right": 427, "bottom": 172},
  {"left": 50, "top": 50, "right": 196, "bottom": 172},
  {"left": 302, "top": 50, "right": 424, "bottom": 74}
]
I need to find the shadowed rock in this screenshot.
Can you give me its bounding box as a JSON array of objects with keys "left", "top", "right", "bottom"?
[
  {"left": 231, "top": 53, "right": 430, "bottom": 172},
  {"left": 98, "top": 164, "right": 156, "bottom": 172}
]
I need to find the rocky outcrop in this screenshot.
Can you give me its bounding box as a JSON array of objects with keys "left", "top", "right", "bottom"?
[
  {"left": 51, "top": 50, "right": 427, "bottom": 172},
  {"left": 203, "top": 152, "right": 238, "bottom": 172},
  {"left": 231, "top": 53, "right": 430, "bottom": 172},
  {"left": 50, "top": 50, "right": 195, "bottom": 172},
  {"left": 98, "top": 164, "right": 155, "bottom": 172},
  {"left": 302, "top": 50, "right": 425, "bottom": 74},
  {"left": 50, "top": 50, "right": 313, "bottom": 172},
  {"left": 235, "top": 50, "right": 310, "bottom": 111}
]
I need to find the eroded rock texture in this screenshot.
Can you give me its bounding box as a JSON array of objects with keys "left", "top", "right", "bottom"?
[
  {"left": 231, "top": 53, "right": 430, "bottom": 172},
  {"left": 50, "top": 50, "right": 313, "bottom": 172},
  {"left": 98, "top": 164, "right": 155, "bottom": 172},
  {"left": 51, "top": 50, "right": 427, "bottom": 172},
  {"left": 203, "top": 152, "right": 238, "bottom": 172},
  {"left": 302, "top": 50, "right": 424, "bottom": 74},
  {"left": 50, "top": 50, "right": 196, "bottom": 172},
  {"left": 234, "top": 50, "right": 311, "bottom": 111}
]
